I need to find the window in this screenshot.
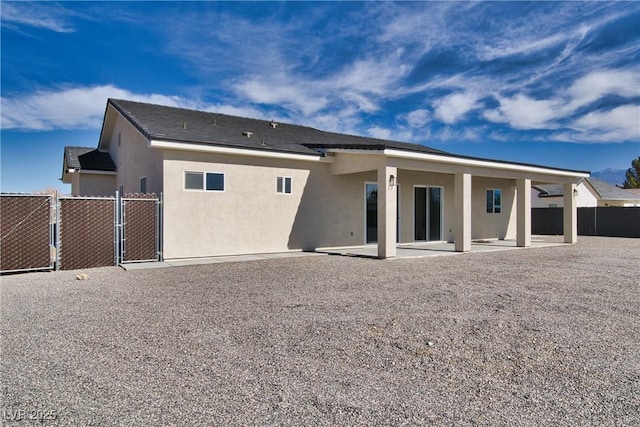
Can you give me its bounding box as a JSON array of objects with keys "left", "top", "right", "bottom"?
[
  {"left": 139, "top": 177, "right": 147, "bottom": 194},
  {"left": 185, "top": 171, "right": 225, "bottom": 191},
  {"left": 276, "top": 176, "right": 292, "bottom": 194},
  {"left": 486, "top": 189, "right": 502, "bottom": 213}
]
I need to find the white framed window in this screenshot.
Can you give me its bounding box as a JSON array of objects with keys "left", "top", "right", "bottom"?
[
  {"left": 486, "top": 189, "right": 502, "bottom": 213},
  {"left": 184, "top": 171, "right": 225, "bottom": 192},
  {"left": 139, "top": 177, "right": 147, "bottom": 194},
  {"left": 276, "top": 176, "right": 292, "bottom": 194}
]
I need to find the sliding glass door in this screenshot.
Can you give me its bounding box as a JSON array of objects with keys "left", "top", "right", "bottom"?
[{"left": 414, "top": 186, "right": 442, "bottom": 241}]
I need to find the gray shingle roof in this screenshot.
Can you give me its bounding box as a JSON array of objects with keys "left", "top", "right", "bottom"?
[
  {"left": 108, "top": 99, "right": 449, "bottom": 157},
  {"left": 534, "top": 178, "right": 640, "bottom": 201},
  {"left": 587, "top": 177, "right": 640, "bottom": 201},
  {"left": 64, "top": 146, "right": 116, "bottom": 171},
  {"left": 533, "top": 184, "right": 564, "bottom": 197},
  {"left": 106, "top": 99, "right": 589, "bottom": 175}
]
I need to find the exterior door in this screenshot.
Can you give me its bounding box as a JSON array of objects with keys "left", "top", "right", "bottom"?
[
  {"left": 414, "top": 186, "right": 442, "bottom": 241},
  {"left": 365, "top": 183, "right": 400, "bottom": 244}
]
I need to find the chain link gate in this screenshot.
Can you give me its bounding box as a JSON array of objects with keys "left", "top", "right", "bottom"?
[
  {"left": 57, "top": 196, "right": 117, "bottom": 270},
  {"left": 2, "top": 193, "right": 162, "bottom": 272},
  {"left": 117, "top": 193, "right": 162, "bottom": 264}
]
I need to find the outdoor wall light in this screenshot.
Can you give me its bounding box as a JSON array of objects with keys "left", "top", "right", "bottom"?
[{"left": 389, "top": 174, "right": 396, "bottom": 188}]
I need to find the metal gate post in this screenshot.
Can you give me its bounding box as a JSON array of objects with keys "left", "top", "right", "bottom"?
[
  {"left": 157, "top": 192, "right": 163, "bottom": 261},
  {"left": 49, "top": 194, "right": 54, "bottom": 271},
  {"left": 115, "top": 191, "right": 121, "bottom": 265},
  {"left": 55, "top": 194, "right": 61, "bottom": 271}
]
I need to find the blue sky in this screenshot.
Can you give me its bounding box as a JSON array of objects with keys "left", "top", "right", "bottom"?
[{"left": 1, "top": 1, "right": 639, "bottom": 193}]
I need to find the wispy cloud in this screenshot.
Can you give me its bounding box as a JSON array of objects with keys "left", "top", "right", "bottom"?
[
  {"left": 483, "top": 69, "right": 640, "bottom": 136},
  {"left": 559, "top": 105, "right": 640, "bottom": 143},
  {"left": 565, "top": 69, "right": 640, "bottom": 112},
  {"left": 3, "top": 1, "right": 639, "bottom": 146},
  {"left": 1, "top": 2, "right": 76, "bottom": 33},
  {"left": 0, "top": 85, "right": 261, "bottom": 131},
  {"left": 433, "top": 92, "right": 481, "bottom": 125}
]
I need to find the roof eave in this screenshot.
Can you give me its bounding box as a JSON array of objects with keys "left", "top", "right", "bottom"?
[{"left": 149, "top": 139, "right": 334, "bottom": 163}]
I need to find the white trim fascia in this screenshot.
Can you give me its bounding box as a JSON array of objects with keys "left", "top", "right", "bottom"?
[
  {"left": 381, "top": 149, "right": 588, "bottom": 178},
  {"left": 149, "top": 139, "right": 334, "bottom": 163},
  {"left": 326, "top": 148, "right": 588, "bottom": 178},
  {"left": 77, "top": 170, "right": 117, "bottom": 176}
]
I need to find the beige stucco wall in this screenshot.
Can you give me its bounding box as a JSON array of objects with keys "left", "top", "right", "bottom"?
[
  {"left": 108, "top": 114, "right": 163, "bottom": 195},
  {"left": 471, "top": 176, "right": 517, "bottom": 240},
  {"left": 162, "top": 150, "right": 374, "bottom": 259},
  {"left": 162, "top": 150, "right": 520, "bottom": 258},
  {"left": 71, "top": 173, "right": 116, "bottom": 196}
]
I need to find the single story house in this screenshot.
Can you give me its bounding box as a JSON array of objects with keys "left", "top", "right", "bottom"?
[
  {"left": 62, "top": 99, "right": 589, "bottom": 259},
  {"left": 532, "top": 178, "right": 640, "bottom": 208}
]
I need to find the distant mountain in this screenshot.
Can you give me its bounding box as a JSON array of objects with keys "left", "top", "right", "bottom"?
[{"left": 591, "top": 169, "right": 626, "bottom": 186}]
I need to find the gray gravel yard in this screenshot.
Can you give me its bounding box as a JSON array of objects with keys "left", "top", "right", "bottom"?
[{"left": 1, "top": 236, "right": 639, "bottom": 426}]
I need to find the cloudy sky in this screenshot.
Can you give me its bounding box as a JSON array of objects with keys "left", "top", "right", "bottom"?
[{"left": 1, "top": 1, "right": 639, "bottom": 192}]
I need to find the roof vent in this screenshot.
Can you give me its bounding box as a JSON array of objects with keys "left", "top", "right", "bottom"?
[
  {"left": 242, "top": 131, "right": 253, "bottom": 138},
  {"left": 270, "top": 121, "right": 278, "bottom": 129},
  {"left": 212, "top": 118, "right": 217, "bottom": 126},
  {"left": 181, "top": 122, "right": 188, "bottom": 130}
]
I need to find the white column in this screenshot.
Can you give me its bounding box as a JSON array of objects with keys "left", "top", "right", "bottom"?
[
  {"left": 454, "top": 173, "right": 471, "bottom": 252},
  {"left": 517, "top": 179, "right": 531, "bottom": 247},
  {"left": 377, "top": 165, "right": 397, "bottom": 259},
  {"left": 563, "top": 183, "right": 577, "bottom": 243}
]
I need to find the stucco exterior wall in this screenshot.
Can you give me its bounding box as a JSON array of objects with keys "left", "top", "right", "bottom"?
[
  {"left": 162, "top": 149, "right": 521, "bottom": 258},
  {"left": 471, "top": 176, "right": 517, "bottom": 240},
  {"left": 71, "top": 173, "right": 116, "bottom": 197},
  {"left": 162, "top": 151, "right": 374, "bottom": 259},
  {"left": 108, "top": 114, "right": 163, "bottom": 195}
]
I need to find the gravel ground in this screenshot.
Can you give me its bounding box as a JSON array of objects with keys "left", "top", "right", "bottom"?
[{"left": 1, "top": 236, "right": 639, "bottom": 426}]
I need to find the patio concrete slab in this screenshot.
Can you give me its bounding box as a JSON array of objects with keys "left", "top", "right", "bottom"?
[
  {"left": 120, "top": 237, "right": 567, "bottom": 269},
  {"left": 319, "top": 238, "right": 568, "bottom": 259},
  {"left": 120, "top": 251, "right": 326, "bottom": 270}
]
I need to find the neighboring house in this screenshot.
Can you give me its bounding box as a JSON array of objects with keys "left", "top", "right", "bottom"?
[
  {"left": 62, "top": 99, "right": 589, "bottom": 260},
  {"left": 62, "top": 146, "right": 117, "bottom": 196},
  {"left": 532, "top": 178, "right": 640, "bottom": 208}
]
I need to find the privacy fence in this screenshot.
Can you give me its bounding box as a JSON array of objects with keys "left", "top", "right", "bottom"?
[
  {"left": 532, "top": 207, "right": 640, "bottom": 238},
  {"left": 0, "top": 193, "right": 162, "bottom": 273}
]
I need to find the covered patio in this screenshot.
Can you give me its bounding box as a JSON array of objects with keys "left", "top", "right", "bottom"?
[
  {"left": 328, "top": 148, "right": 588, "bottom": 259},
  {"left": 319, "top": 236, "right": 569, "bottom": 259}
]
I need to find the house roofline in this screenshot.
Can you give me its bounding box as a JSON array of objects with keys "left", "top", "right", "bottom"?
[
  {"left": 149, "top": 139, "right": 334, "bottom": 162},
  {"left": 327, "top": 148, "right": 589, "bottom": 178}
]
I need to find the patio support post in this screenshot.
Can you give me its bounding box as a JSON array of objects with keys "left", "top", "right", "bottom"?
[
  {"left": 516, "top": 178, "right": 531, "bottom": 247},
  {"left": 454, "top": 173, "right": 471, "bottom": 252},
  {"left": 563, "top": 182, "right": 578, "bottom": 243},
  {"left": 377, "top": 165, "right": 397, "bottom": 259}
]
